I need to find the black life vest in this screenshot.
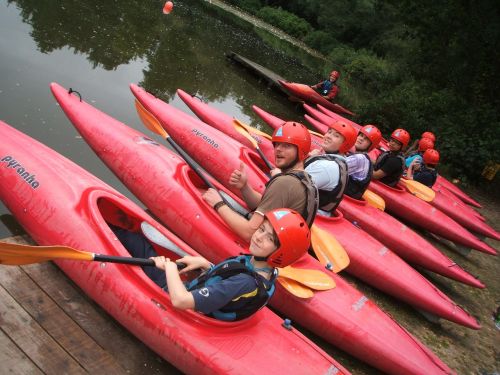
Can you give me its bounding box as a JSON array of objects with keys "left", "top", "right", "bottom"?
[
  {"left": 415, "top": 166, "right": 438, "bottom": 187},
  {"left": 186, "top": 256, "right": 276, "bottom": 321},
  {"left": 265, "top": 170, "right": 319, "bottom": 227},
  {"left": 304, "top": 154, "right": 348, "bottom": 212},
  {"left": 374, "top": 151, "right": 405, "bottom": 187},
  {"left": 345, "top": 153, "right": 373, "bottom": 200}
]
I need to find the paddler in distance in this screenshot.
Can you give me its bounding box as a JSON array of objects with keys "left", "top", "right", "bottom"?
[
  {"left": 407, "top": 149, "right": 440, "bottom": 188},
  {"left": 113, "top": 208, "right": 310, "bottom": 321},
  {"left": 372, "top": 128, "right": 410, "bottom": 187},
  {"left": 202, "top": 121, "right": 318, "bottom": 241},
  {"left": 311, "top": 70, "right": 341, "bottom": 101}
]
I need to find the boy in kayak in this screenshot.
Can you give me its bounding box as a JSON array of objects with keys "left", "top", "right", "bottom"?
[
  {"left": 114, "top": 208, "right": 310, "bottom": 321},
  {"left": 203, "top": 122, "right": 318, "bottom": 242},
  {"left": 405, "top": 131, "right": 436, "bottom": 156},
  {"left": 344, "top": 124, "right": 382, "bottom": 199},
  {"left": 303, "top": 120, "right": 357, "bottom": 216},
  {"left": 311, "top": 70, "right": 340, "bottom": 100},
  {"left": 406, "top": 149, "right": 440, "bottom": 187},
  {"left": 372, "top": 129, "right": 410, "bottom": 187},
  {"left": 404, "top": 137, "right": 434, "bottom": 168}
]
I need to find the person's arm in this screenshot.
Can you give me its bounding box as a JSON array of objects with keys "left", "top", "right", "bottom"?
[
  {"left": 229, "top": 162, "right": 262, "bottom": 209},
  {"left": 372, "top": 169, "right": 387, "bottom": 180},
  {"left": 406, "top": 158, "right": 421, "bottom": 179},
  {"left": 151, "top": 256, "right": 195, "bottom": 310},
  {"left": 404, "top": 140, "right": 419, "bottom": 156},
  {"left": 203, "top": 188, "right": 264, "bottom": 242}
]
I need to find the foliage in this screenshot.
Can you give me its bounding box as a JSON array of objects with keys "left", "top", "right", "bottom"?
[{"left": 256, "top": 6, "right": 312, "bottom": 39}]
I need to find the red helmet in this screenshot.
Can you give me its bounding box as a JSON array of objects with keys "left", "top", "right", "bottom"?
[
  {"left": 390, "top": 129, "right": 410, "bottom": 147},
  {"left": 423, "top": 149, "right": 440, "bottom": 165},
  {"left": 421, "top": 131, "right": 436, "bottom": 142},
  {"left": 272, "top": 122, "right": 311, "bottom": 161},
  {"left": 265, "top": 208, "right": 310, "bottom": 267},
  {"left": 359, "top": 124, "right": 382, "bottom": 151},
  {"left": 330, "top": 70, "right": 340, "bottom": 80},
  {"left": 418, "top": 137, "right": 434, "bottom": 152},
  {"left": 326, "top": 120, "right": 357, "bottom": 153}
]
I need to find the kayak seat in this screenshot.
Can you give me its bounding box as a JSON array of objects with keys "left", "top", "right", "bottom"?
[{"left": 97, "top": 198, "right": 141, "bottom": 232}]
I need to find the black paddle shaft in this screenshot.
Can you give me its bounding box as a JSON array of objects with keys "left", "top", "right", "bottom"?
[{"left": 93, "top": 254, "right": 185, "bottom": 269}]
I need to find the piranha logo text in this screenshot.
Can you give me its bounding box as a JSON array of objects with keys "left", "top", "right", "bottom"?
[
  {"left": 191, "top": 128, "right": 219, "bottom": 149},
  {"left": 1, "top": 155, "right": 40, "bottom": 189}
]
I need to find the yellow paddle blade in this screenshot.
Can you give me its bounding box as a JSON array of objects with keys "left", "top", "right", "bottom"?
[
  {"left": 400, "top": 179, "right": 435, "bottom": 202},
  {"left": 277, "top": 277, "right": 314, "bottom": 298},
  {"left": 233, "top": 119, "right": 272, "bottom": 140},
  {"left": 0, "top": 242, "right": 94, "bottom": 266},
  {"left": 134, "top": 99, "right": 168, "bottom": 139},
  {"left": 310, "top": 225, "right": 350, "bottom": 273},
  {"left": 309, "top": 129, "right": 324, "bottom": 138},
  {"left": 362, "top": 189, "right": 386, "bottom": 211},
  {"left": 233, "top": 119, "right": 258, "bottom": 147},
  {"left": 278, "top": 266, "right": 335, "bottom": 290}
]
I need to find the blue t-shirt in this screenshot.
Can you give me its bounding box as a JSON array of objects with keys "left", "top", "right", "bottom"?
[
  {"left": 191, "top": 273, "right": 265, "bottom": 315},
  {"left": 405, "top": 154, "right": 423, "bottom": 168}
]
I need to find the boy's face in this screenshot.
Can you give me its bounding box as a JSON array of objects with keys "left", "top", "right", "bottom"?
[
  {"left": 355, "top": 132, "right": 372, "bottom": 151},
  {"left": 250, "top": 220, "right": 278, "bottom": 258},
  {"left": 322, "top": 128, "right": 344, "bottom": 153},
  {"left": 274, "top": 142, "right": 298, "bottom": 169},
  {"left": 388, "top": 138, "right": 403, "bottom": 152}
]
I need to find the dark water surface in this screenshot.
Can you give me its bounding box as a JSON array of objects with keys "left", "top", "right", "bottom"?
[{"left": 0, "top": 0, "right": 325, "bottom": 238}]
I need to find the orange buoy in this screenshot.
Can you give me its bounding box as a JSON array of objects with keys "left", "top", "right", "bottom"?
[{"left": 163, "top": 1, "right": 173, "bottom": 14}]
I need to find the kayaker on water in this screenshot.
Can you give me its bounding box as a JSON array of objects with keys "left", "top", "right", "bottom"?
[
  {"left": 303, "top": 120, "right": 357, "bottom": 216},
  {"left": 406, "top": 149, "right": 440, "bottom": 188},
  {"left": 202, "top": 121, "right": 318, "bottom": 242},
  {"left": 311, "top": 70, "right": 340, "bottom": 101},
  {"left": 372, "top": 128, "right": 410, "bottom": 187},
  {"left": 114, "top": 208, "right": 310, "bottom": 321}
]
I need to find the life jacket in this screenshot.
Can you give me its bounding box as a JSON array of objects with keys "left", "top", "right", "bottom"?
[
  {"left": 304, "top": 154, "right": 348, "bottom": 212},
  {"left": 320, "top": 80, "right": 337, "bottom": 96},
  {"left": 265, "top": 170, "right": 319, "bottom": 227},
  {"left": 186, "top": 255, "right": 276, "bottom": 321},
  {"left": 414, "top": 166, "right": 438, "bottom": 187},
  {"left": 345, "top": 153, "right": 373, "bottom": 200},
  {"left": 374, "top": 151, "right": 405, "bottom": 187}
]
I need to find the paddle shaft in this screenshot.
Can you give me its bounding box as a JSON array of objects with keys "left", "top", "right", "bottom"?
[{"left": 94, "top": 254, "right": 155, "bottom": 266}]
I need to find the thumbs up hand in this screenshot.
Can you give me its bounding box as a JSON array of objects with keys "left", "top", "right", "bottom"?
[{"left": 229, "top": 162, "right": 248, "bottom": 189}]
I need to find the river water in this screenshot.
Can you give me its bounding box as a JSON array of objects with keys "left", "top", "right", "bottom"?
[{"left": 0, "top": 0, "right": 325, "bottom": 237}]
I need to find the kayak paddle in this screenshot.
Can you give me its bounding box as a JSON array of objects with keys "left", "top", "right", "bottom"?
[
  {"left": 233, "top": 119, "right": 274, "bottom": 170},
  {"left": 400, "top": 178, "right": 435, "bottom": 202},
  {"left": 277, "top": 277, "right": 314, "bottom": 298},
  {"left": 362, "top": 189, "right": 386, "bottom": 211}
]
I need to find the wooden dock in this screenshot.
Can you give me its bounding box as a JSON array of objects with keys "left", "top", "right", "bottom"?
[{"left": 0, "top": 235, "right": 180, "bottom": 374}]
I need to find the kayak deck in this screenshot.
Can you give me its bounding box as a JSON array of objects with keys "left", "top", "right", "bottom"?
[{"left": 0, "top": 235, "right": 178, "bottom": 375}]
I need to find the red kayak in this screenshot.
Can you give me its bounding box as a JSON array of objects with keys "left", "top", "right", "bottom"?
[
  {"left": 131, "top": 84, "right": 480, "bottom": 330},
  {"left": 434, "top": 176, "right": 482, "bottom": 208},
  {"left": 0, "top": 119, "right": 346, "bottom": 375},
  {"left": 278, "top": 80, "right": 355, "bottom": 116},
  {"left": 52, "top": 82, "right": 457, "bottom": 375},
  {"left": 179, "top": 91, "right": 484, "bottom": 289},
  {"left": 369, "top": 181, "right": 497, "bottom": 255},
  {"left": 177, "top": 89, "right": 276, "bottom": 162}
]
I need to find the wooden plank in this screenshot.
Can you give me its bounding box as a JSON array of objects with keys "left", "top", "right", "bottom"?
[
  {"left": 0, "top": 265, "right": 128, "bottom": 374},
  {"left": 22, "top": 262, "right": 179, "bottom": 374},
  {"left": 0, "top": 283, "right": 86, "bottom": 374},
  {"left": 0, "top": 329, "right": 43, "bottom": 375}
]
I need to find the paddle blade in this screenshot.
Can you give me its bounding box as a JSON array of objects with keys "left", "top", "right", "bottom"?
[
  {"left": 401, "top": 179, "right": 435, "bottom": 202},
  {"left": 0, "top": 242, "right": 93, "bottom": 266},
  {"left": 362, "top": 189, "right": 385, "bottom": 211},
  {"left": 135, "top": 99, "right": 168, "bottom": 139},
  {"left": 279, "top": 266, "right": 335, "bottom": 290},
  {"left": 233, "top": 119, "right": 258, "bottom": 147},
  {"left": 277, "top": 277, "right": 314, "bottom": 298},
  {"left": 310, "top": 225, "right": 350, "bottom": 273}
]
